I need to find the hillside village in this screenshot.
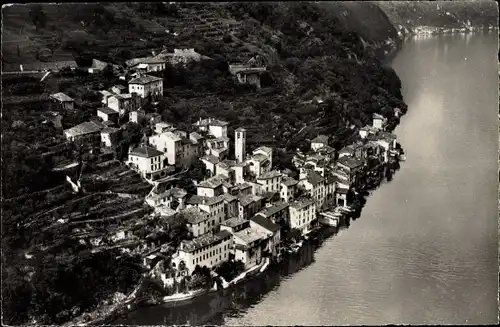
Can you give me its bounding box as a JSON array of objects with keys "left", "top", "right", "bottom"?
[
  {"left": 2, "top": 2, "right": 408, "bottom": 325},
  {"left": 43, "top": 46, "right": 402, "bottom": 279}
]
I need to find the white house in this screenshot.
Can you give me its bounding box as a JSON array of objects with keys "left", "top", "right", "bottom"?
[
  {"left": 201, "top": 154, "right": 220, "bottom": 177},
  {"left": 252, "top": 146, "right": 273, "bottom": 169},
  {"left": 149, "top": 131, "right": 185, "bottom": 166},
  {"left": 256, "top": 170, "right": 282, "bottom": 194},
  {"left": 97, "top": 107, "right": 119, "bottom": 123},
  {"left": 289, "top": 198, "right": 317, "bottom": 235},
  {"left": 299, "top": 171, "right": 327, "bottom": 209},
  {"left": 100, "top": 127, "right": 120, "bottom": 147},
  {"left": 310, "top": 135, "right": 329, "bottom": 152},
  {"left": 232, "top": 226, "right": 269, "bottom": 269},
  {"left": 173, "top": 230, "right": 233, "bottom": 274},
  {"left": 107, "top": 93, "right": 134, "bottom": 115},
  {"left": 280, "top": 177, "right": 299, "bottom": 203},
  {"left": 128, "top": 74, "right": 163, "bottom": 99},
  {"left": 249, "top": 215, "right": 281, "bottom": 257},
  {"left": 197, "top": 174, "right": 227, "bottom": 198},
  {"left": 193, "top": 118, "right": 229, "bottom": 138},
  {"left": 372, "top": 113, "right": 386, "bottom": 130},
  {"left": 126, "top": 145, "right": 167, "bottom": 180}
]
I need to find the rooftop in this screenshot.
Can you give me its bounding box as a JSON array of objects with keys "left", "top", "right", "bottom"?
[
  {"left": 221, "top": 217, "right": 248, "bottom": 228},
  {"left": 180, "top": 207, "right": 209, "bottom": 224},
  {"left": 253, "top": 146, "right": 272, "bottom": 155},
  {"left": 238, "top": 194, "right": 263, "bottom": 207},
  {"left": 64, "top": 121, "right": 103, "bottom": 137},
  {"left": 99, "top": 90, "right": 114, "bottom": 97},
  {"left": 98, "top": 107, "right": 119, "bottom": 115},
  {"left": 50, "top": 92, "right": 73, "bottom": 102},
  {"left": 337, "top": 187, "right": 349, "bottom": 194},
  {"left": 311, "top": 134, "right": 329, "bottom": 144},
  {"left": 186, "top": 194, "right": 225, "bottom": 206},
  {"left": 129, "top": 145, "right": 164, "bottom": 158},
  {"left": 221, "top": 193, "right": 237, "bottom": 202},
  {"left": 290, "top": 197, "right": 315, "bottom": 210},
  {"left": 235, "top": 127, "right": 247, "bottom": 132},
  {"left": 305, "top": 171, "right": 325, "bottom": 186},
  {"left": 337, "top": 156, "right": 363, "bottom": 169},
  {"left": 101, "top": 127, "right": 120, "bottom": 134},
  {"left": 234, "top": 226, "right": 269, "bottom": 245},
  {"left": 201, "top": 154, "right": 220, "bottom": 165},
  {"left": 129, "top": 74, "right": 163, "bottom": 85},
  {"left": 281, "top": 177, "right": 299, "bottom": 187},
  {"left": 195, "top": 118, "right": 229, "bottom": 127},
  {"left": 198, "top": 174, "right": 227, "bottom": 189},
  {"left": 373, "top": 113, "right": 386, "bottom": 120},
  {"left": 257, "top": 201, "right": 289, "bottom": 218},
  {"left": 251, "top": 153, "right": 269, "bottom": 163},
  {"left": 180, "top": 230, "right": 232, "bottom": 253},
  {"left": 257, "top": 170, "right": 282, "bottom": 180},
  {"left": 250, "top": 215, "right": 281, "bottom": 233}
]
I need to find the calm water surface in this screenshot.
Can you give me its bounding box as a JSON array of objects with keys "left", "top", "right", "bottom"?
[{"left": 115, "top": 31, "right": 498, "bottom": 326}]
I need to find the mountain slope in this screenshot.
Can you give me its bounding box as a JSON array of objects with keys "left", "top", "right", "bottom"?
[{"left": 376, "top": 0, "right": 498, "bottom": 35}]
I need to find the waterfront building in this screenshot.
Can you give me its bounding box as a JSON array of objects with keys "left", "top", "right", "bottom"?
[
  {"left": 173, "top": 230, "right": 233, "bottom": 275},
  {"left": 255, "top": 201, "right": 290, "bottom": 226},
  {"left": 336, "top": 156, "right": 364, "bottom": 185},
  {"left": 249, "top": 214, "right": 281, "bottom": 257},
  {"left": 280, "top": 177, "right": 299, "bottom": 203},
  {"left": 335, "top": 186, "right": 349, "bottom": 207},
  {"left": 299, "top": 171, "right": 327, "bottom": 209},
  {"left": 232, "top": 226, "right": 269, "bottom": 268},
  {"left": 289, "top": 198, "right": 317, "bottom": 235}
]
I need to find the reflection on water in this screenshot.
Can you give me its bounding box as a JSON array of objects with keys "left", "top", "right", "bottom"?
[
  {"left": 112, "top": 226, "right": 343, "bottom": 326},
  {"left": 115, "top": 30, "right": 498, "bottom": 326}
]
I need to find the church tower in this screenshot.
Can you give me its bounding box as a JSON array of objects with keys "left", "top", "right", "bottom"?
[{"left": 235, "top": 127, "right": 246, "bottom": 163}]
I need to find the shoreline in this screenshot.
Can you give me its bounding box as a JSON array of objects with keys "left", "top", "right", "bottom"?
[
  {"left": 60, "top": 23, "right": 494, "bottom": 327},
  {"left": 76, "top": 154, "right": 402, "bottom": 326}
]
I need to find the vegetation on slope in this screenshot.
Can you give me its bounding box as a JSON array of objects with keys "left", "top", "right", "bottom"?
[
  {"left": 2, "top": 2, "right": 407, "bottom": 325},
  {"left": 376, "top": 0, "right": 498, "bottom": 33}
]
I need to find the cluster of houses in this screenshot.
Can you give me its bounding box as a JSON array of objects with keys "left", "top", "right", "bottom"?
[
  {"left": 139, "top": 111, "right": 399, "bottom": 277},
  {"left": 57, "top": 50, "right": 268, "bottom": 150},
  {"left": 52, "top": 47, "right": 399, "bottom": 280}
]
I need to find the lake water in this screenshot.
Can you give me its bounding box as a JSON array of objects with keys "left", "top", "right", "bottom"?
[{"left": 114, "top": 31, "right": 499, "bottom": 325}]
